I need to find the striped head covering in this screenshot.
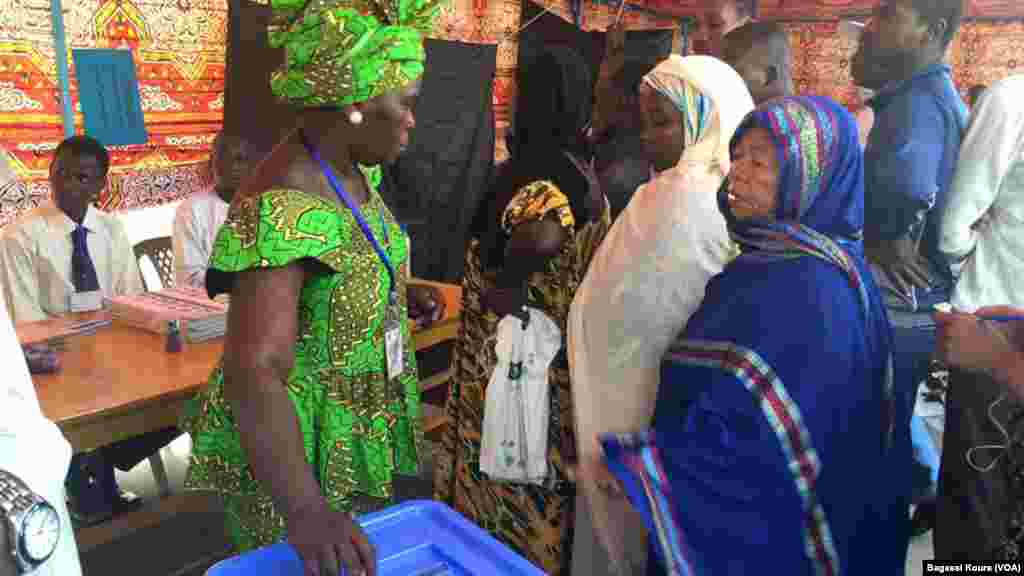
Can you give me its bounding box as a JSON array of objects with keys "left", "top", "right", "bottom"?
[
  {"left": 642, "top": 55, "right": 715, "bottom": 149},
  {"left": 721, "top": 96, "right": 865, "bottom": 257},
  {"left": 599, "top": 97, "right": 896, "bottom": 576},
  {"left": 720, "top": 94, "right": 893, "bottom": 447}
]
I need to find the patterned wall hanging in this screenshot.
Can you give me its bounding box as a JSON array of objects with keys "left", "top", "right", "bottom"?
[{"left": 0, "top": 0, "right": 225, "bottom": 226}]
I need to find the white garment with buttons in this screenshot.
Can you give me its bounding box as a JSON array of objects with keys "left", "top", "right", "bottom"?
[
  {"left": 0, "top": 298, "right": 82, "bottom": 576},
  {"left": 940, "top": 74, "right": 1024, "bottom": 312},
  {"left": 480, "top": 308, "right": 562, "bottom": 485}
]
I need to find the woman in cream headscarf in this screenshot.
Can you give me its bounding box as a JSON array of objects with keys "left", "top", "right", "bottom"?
[{"left": 568, "top": 54, "right": 753, "bottom": 572}]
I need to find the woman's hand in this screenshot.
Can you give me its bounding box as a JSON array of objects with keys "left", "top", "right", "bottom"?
[
  {"left": 935, "top": 306, "right": 1024, "bottom": 390},
  {"left": 578, "top": 447, "right": 625, "bottom": 499},
  {"left": 22, "top": 343, "right": 59, "bottom": 374},
  {"left": 287, "top": 501, "right": 376, "bottom": 576},
  {"left": 407, "top": 283, "right": 445, "bottom": 328},
  {"left": 865, "top": 235, "right": 933, "bottom": 294},
  {"left": 605, "top": 20, "right": 626, "bottom": 59}
]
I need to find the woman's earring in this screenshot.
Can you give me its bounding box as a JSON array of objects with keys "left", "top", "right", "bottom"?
[{"left": 348, "top": 110, "right": 363, "bottom": 125}]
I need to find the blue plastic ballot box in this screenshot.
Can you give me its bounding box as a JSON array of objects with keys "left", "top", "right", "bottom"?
[{"left": 205, "top": 500, "right": 545, "bottom": 575}]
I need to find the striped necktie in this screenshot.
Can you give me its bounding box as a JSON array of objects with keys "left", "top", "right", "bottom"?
[{"left": 71, "top": 225, "right": 100, "bottom": 292}]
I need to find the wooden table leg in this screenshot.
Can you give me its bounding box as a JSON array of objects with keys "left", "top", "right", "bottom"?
[{"left": 148, "top": 454, "right": 171, "bottom": 498}]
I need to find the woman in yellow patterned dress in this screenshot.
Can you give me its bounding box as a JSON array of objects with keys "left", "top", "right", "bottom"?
[
  {"left": 180, "top": 0, "right": 444, "bottom": 573},
  {"left": 433, "top": 45, "right": 611, "bottom": 575}
]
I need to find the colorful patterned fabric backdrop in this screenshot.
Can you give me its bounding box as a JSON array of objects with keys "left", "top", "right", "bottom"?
[
  {"left": 2, "top": 0, "right": 1022, "bottom": 225},
  {"left": 0, "top": 0, "right": 226, "bottom": 226},
  {"left": 640, "top": 0, "right": 1023, "bottom": 19},
  {"left": 784, "top": 20, "right": 1024, "bottom": 111}
]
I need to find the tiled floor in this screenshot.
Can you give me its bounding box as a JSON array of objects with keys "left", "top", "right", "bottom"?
[{"left": 907, "top": 530, "right": 933, "bottom": 576}]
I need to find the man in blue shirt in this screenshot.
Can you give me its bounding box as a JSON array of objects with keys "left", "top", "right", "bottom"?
[
  {"left": 853, "top": 0, "right": 967, "bottom": 309},
  {"left": 852, "top": 0, "right": 967, "bottom": 540}
]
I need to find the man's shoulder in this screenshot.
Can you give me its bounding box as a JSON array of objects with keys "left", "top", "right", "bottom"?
[
  {"left": 87, "top": 206, "right": 126, "bottom": 231},
  {"left": 175, "top": 190, "right": 224, "bottom": 218},
  {"left": 883, "top": 72, "right": 963, "bottom": 120},
  {"left": 84, "top": 208, "right": 133, "bottom": 251},
  {"left": 873, "top": 91, "right": 962, "bottom": 148},
  {"left": 0, "top": 205, "right": 58, "bottom": 243}
]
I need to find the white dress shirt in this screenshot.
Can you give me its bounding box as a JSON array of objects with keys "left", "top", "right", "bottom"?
[
  {"left": 0, "top": 300, "right": 82, "bottom": 576},
  {"left": 0, "top": 203, "right": 144, "bottom": 324},
  {"left": 940, "top": 75, "right": 1024, "bottom": 312},
  {"left": 172, "top": 186, "right": 229, "bottom": 290}
]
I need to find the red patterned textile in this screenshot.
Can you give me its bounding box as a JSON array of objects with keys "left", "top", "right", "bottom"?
[
  {"left": 2, "top": 0, "right": 1020, "bottom": 223},
  {"left": 0, "top": 0, "right": 225, "bottom": 226},
  {"left": 783, "top": 21, "right": 1024, "bottom": 111}
]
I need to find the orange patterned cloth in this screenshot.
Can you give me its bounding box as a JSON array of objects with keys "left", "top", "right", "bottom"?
[
  {"left": 780, "top": 20, "right": 1024, "bottom": 112},
  {"left": 501, "top": 180, "right": 576, "bottom": 234},
  {"left": 0, "top": 0, "right": 225, "bottom": 225}
]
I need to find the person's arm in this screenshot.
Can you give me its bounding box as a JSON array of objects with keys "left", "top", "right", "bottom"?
[
  {"left": 172, "top": 202, "right": 209, "bottom": 289},
  {"left": 936, "top": 307, "right": 1024, "bottom": 400},
  {"left": 864, "top": 103, "right": 946, "bottom": 242},
  {"left": 590, "top": 22, "right": 628, "bottom": 142},
  {"left": 221, "top": 263, "right": 321, "bottom": 519},
  {"left": 0, "top": 519, "right": 13, "bottom": 576},
  {"left": 109, "top": 219, "right": 145, "bottom": 295},
  {"left": 0, "top": 234, "right": 45, "bottom": 324},
  {"left": 940, "top": 84, "right": 1022, "bottom": 268},
  {"left": 990, "top": 352, "right": 1024, "bottom": 396},
  {"left": 855, "top": 107, "right": 874, "bottom": 149}
]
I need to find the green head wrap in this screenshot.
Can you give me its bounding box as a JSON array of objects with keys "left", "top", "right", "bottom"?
[{"left": 266, "top": 0, "right": 443, "bottom": 107}]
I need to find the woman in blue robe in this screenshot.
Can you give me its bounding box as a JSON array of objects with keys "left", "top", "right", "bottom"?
[{"left": 601, "top": 96, "right": 908, "bottom": 575}]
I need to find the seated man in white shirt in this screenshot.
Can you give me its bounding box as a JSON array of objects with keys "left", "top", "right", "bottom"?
[
  {"left": 0, "top": 136, "right": 177, "bottom": 525},
  {"left": 0, "top": 136, "right": 144, "bottom": 323},
  {"left": 0, "top": 299, "right": 82, "bottom": 576},
  {"left": 173, "top": 132, "right": 250, "bottom": 289}
]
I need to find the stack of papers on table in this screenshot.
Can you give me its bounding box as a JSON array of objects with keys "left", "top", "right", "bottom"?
[
  {"left": 16, "top": 312, "right": 113, "bottom": 347},
  {"left": 106, "top": 286, "right": 228, "bottom": 343}
]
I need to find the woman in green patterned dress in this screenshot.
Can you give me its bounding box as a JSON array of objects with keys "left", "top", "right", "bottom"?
[{"left": 181, "top": 0, "right": 444, "bottom": 573}]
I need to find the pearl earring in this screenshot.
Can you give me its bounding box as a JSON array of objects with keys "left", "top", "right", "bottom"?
[{"left": 348, "top": 110, "right": 363, "bottom": 125}]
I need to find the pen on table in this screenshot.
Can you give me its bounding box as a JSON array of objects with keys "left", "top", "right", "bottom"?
[
  {"left": 934, "top": 303, "right": 1024, "bottom": 323},
  {"left": 410, "top": 564, "right": 450, "bottom": 576},
  {"left": 977, "top": 315, "right": 1024, "bottom": 323}
]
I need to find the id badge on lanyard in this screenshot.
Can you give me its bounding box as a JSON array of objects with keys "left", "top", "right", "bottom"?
[
  {"left": 384, "top": 292, "right": 404, "bottom": 381},
  {"left": 302, "top": 134, "right": 405, "bottom": 380}
]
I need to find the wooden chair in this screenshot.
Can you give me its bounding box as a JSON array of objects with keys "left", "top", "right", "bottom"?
[
  {"left": 420, "top": 368, "right": 452, "bottom": 442},
  {"left": 131, "top": 236, "right": 176, "bottom": 496},
  {"left": 133, "top": 236, "right": 175, "bottom": 291}
]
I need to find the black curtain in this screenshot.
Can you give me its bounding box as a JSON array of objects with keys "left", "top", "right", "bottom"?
[
  {"left": 516, "top": 1, "right": 672, "bottom": 218},
  {"left": 379, "top": 40, "right": 497, "bottom": 283},
  {"left": 516, "top": 1, "right": 603, "bottom": 130},
  {"left": 516, "top": 1, "right": 673, "bottom": 105}
]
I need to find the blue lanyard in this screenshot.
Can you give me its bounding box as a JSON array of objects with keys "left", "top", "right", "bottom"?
[{"left": 301, "top": 135, "right": 396, "bottom": 303}]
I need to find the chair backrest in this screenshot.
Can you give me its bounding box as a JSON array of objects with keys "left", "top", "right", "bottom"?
[{"left": 133, "top": 236, "right": 175, "bottom": 291}]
